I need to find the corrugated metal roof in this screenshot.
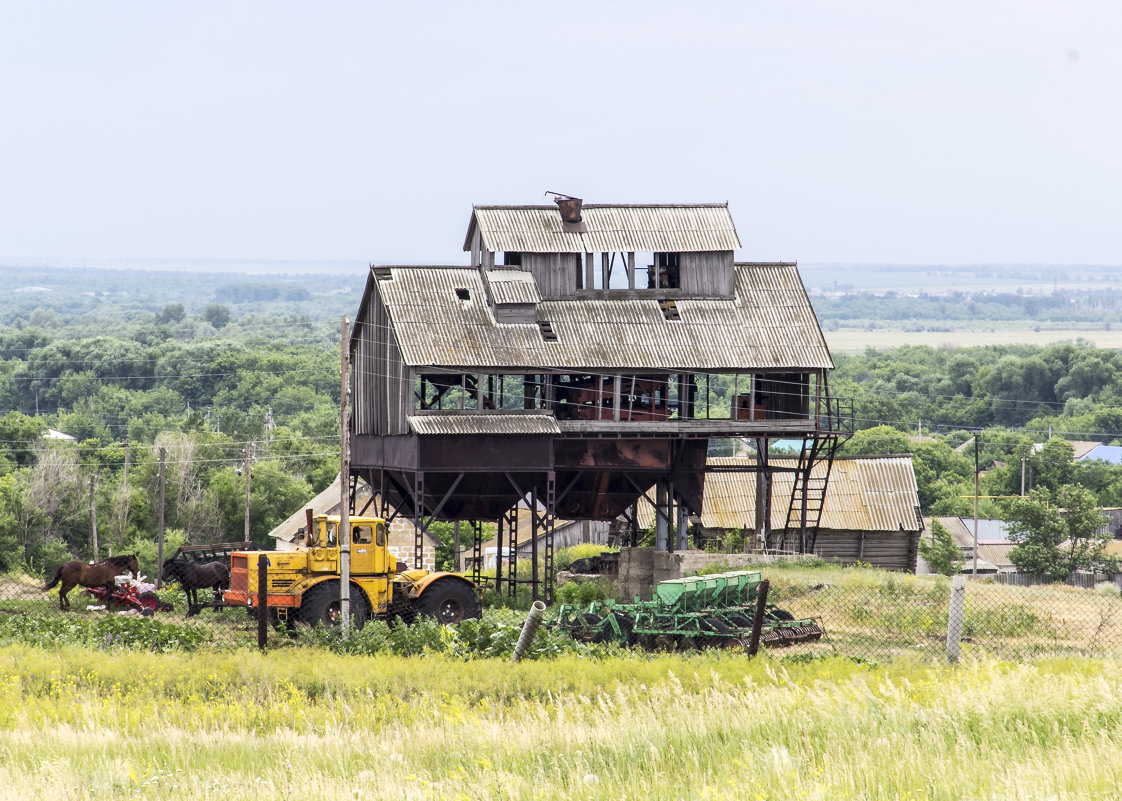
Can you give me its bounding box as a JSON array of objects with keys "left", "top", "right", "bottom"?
[
  {"left": 465, "top": 204, "right": 742, "bottom": 254},
  {"left": 376, "top": 264, "right": 832, "bottom": 371},
  {"left": 1080, "top": 444, "right": 1122, "bottom": 464},
  {"left": 667, "top": 456, "right": 922, "bottom": 532},
  {"left": 486, "top": 270, "right": 542, "bottom": 305},
  {"left": 407, "top": 414, "right": 561, "bottom": 435}
]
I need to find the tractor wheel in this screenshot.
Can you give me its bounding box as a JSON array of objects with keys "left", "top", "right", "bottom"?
[
  {"left": 701, "top": 617, "right": 732, "bottom": 648},
  {"left": 728, "top": 614, "right": 753, "bottom": 628},
  {"left": 613, "top": 613, "right": 637, "bottom": 647},
  {"left": 770, "top": 608, "right": 796, "bottom": 621},
  {"left": 297, "top": 583, "right": 370, "bottom": 630},
  {"left": 138, "top": 591, "right": 160, "bottom": 614},
  {"left": 415, "top": 579, "right": 481, "bottom": 625}
]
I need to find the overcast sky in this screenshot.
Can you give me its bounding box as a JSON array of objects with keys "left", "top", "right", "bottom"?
[{"left": 2, "top": 1, "right": 1119, "bottom": 266}]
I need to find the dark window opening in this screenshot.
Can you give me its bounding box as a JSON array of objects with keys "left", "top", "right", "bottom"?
[
  {"left": 537, "top": 321, "right": 558, "bottom": 342},
  {"left": 503, "top": 252, "right": 522, "bottom": 266},
  {"left": 647, "top": 253, "right": 681, "bottom": 289},
  {"left": 455, "top": 288, "right": 471, "bottom": 301}
]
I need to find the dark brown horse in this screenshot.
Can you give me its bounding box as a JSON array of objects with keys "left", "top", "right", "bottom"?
[
  {"left": 161, "top": 558, "right": 229, "bottom": 616},
  {"left": 44, "top": 554, "right": 139, "bottom": 610}
]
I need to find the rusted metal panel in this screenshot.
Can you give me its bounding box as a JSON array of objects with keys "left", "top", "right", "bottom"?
[
  {"left": 407, "top": 414, "right": 561, "bottom": 436},
  {"left": 374, "top": 263, "right": 832, "bottom": 371},
  {"left": 416, "top": 436, "right": 553, "bottom": 471},
  {"left": 553, "top": 439, "right": 672, "bottom": 470},
  {"left": 464, "top": 204, "right": 742, "bottom": 254}
]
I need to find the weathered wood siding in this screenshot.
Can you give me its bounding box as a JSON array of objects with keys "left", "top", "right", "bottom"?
[
  {"left": 781, "top": 529, "right": 920, "bottom": 572},
  {"left": 523, "top": 253, "right": 581, "bottom": 298},
  {"left": 680, "top": 251, "right": 734, "bottom": 296},
  {"left": 354, "top": 284, "right": 412, "bottom": 436}
]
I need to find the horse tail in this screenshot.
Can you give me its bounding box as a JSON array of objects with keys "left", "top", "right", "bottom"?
[{"left": 44, "top": 565, "right": 63, "bottom": 591}]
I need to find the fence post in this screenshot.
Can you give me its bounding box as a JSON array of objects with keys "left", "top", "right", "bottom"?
[
  {"left": 748, "top": 579, "right": 770, "bottom": 657},
  {"left": 257, "top": 555, "right": 269, "bottom": 650},
  {"left": 946, "top": 574, "right": 966, "bottom": 663}
]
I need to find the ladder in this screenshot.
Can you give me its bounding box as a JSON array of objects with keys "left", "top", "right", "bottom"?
[{"left": 783, "top": 434, "right": 839, "bottom": 554}]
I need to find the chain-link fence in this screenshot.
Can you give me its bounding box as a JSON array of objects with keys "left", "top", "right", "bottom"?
[{"left": 5, "top": 561, "right": 1122, "bottom": 661}]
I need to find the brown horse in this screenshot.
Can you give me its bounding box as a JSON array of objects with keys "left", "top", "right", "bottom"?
[{"left": 44, "top": 554, "right": 139, "bottom": 610}]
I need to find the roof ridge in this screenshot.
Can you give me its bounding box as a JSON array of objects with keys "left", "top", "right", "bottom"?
[{"left": 472, "top": 202, "right": 730, "bottom": 210}]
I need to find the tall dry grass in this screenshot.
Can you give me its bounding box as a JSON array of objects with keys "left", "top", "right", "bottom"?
[{"left": 1, "top": 645, "right": 1121, "bottom": 800}]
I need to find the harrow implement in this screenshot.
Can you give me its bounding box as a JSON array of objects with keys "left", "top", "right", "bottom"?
[{"left": 549, "top": 570, "right": 822, "bottom": 651}]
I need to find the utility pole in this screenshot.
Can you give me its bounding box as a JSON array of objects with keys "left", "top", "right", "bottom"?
[
  {"left": 244, "top": 441, "right": 252, "bottom": 545},
  {"left": 88, "top": 475, "right": 99, "bottom": 561},
  {"left": 117, "top": 436, "right": 132, "bottom": 548},
  {"left": 157, "top": 447, "right": 166, "bottom": 588},
  {"left": 972, "top": 433, "right": 980, "bottom": 576},
  {"left": 340, "top": 315, "right": 352, "bottom": 635}
]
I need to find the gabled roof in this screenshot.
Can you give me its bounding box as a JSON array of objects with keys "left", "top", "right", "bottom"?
[
  {"left": 464, "top": 204, "right": 741, "bottom": 254},
  {"left": 370, "top": 263, "right": 832, "bottom": 371},
  {"left": 1079, "top": 444, "right": 1122, "bottom": 465}
]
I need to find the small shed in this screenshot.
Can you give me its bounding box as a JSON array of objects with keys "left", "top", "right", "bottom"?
[{"left": 639, "top": 455, "right": 924, "bottom": 571}]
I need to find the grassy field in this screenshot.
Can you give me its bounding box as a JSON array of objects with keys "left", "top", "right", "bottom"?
[
  {"left": 825, "top": 326, "right": 1122, "bottom": 354},
  {"left": 2, "top": 645, "right": 1122, "bottom": 800},
  {"left": 6, "top": 563, "right": 1122, "bottom": 799}
]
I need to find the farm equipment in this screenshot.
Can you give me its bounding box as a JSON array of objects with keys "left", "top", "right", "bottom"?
[
  {"left": 224, "top": 512, "right": 481, "bottom": 629},
  {"left": 84, "top": 575, "right": 173, "bottom": 616},
  {"left": 549, "top": 570, "right": 822, "bottom": 650}
]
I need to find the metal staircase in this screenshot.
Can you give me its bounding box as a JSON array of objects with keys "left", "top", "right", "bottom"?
[{"left": 783, "top": 396, "right": 854, "bottom": 553}]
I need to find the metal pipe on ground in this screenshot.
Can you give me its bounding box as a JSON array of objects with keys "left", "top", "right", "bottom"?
[{"left": 511, "top": 600, "right": 548, "bottom": 662}]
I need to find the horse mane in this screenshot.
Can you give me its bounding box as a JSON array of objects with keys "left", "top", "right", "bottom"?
[{"left": 107, "top": 553, "right": 137, "bottom": 567}]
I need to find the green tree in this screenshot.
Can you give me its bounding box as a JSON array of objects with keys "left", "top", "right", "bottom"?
[
  {"left": 1001, "top": 485, "right": 1110, "bottom": 581},
  {"left": 838, "top": 425, "right": 911, "bottom": 456},
  {"left": 0, "top": 412, "right": 47, "bottom": 472},
  {"left": 157, "top": 303, "right": 186, "bottom": 325},
  {"left": 203, "top": 304, "right": 232, "bottom": 329},
  {"left": 918, "top": 519, "right": 964, "bottom": 576}
]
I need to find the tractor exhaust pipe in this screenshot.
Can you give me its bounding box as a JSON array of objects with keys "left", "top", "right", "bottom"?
[{"left": 511, "top": 600, "right": 548, "bottom": 662}]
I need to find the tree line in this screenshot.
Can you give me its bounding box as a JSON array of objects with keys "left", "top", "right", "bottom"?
[{"left": 4, "top": 307, "right": 1122, "bottom": 580}]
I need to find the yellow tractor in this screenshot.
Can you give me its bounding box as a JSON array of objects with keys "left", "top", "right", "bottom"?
[{"left": 224, "top": 513, "right": 481, "bottom": 628}]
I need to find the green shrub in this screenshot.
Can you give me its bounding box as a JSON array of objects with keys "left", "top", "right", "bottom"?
[
  {"left": 296, "top": 615, "right": 587, "bottom": 660},
  {"left": 0, "top": 610, "right": 209, "bottom": 652},
  {"left": 554, "top": 577, "right": 617, "bottom": 606},
  {"left": 555, "top": 544, "right": 618, "bottom": 571}
]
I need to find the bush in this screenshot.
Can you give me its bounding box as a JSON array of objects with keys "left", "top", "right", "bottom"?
[
  {"left": 554, "top": 577, "right": 617, "bottom": 606},
  {"left": 554, "top": 544, "right": 618, "bottom": 572},
  {"left": 0, "top": 610, "right": 209, "bottom": 652},
  {"left": 295, "top": 614, "right": 587, "bottom": 660}
]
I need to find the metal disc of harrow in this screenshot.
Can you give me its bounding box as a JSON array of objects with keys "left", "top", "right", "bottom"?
[
  {"left": 760, "top": 628, "right": 783, "bottom": 647},
  {"left": 779, "top": 623, "right": 823, "bottom": 644}
]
